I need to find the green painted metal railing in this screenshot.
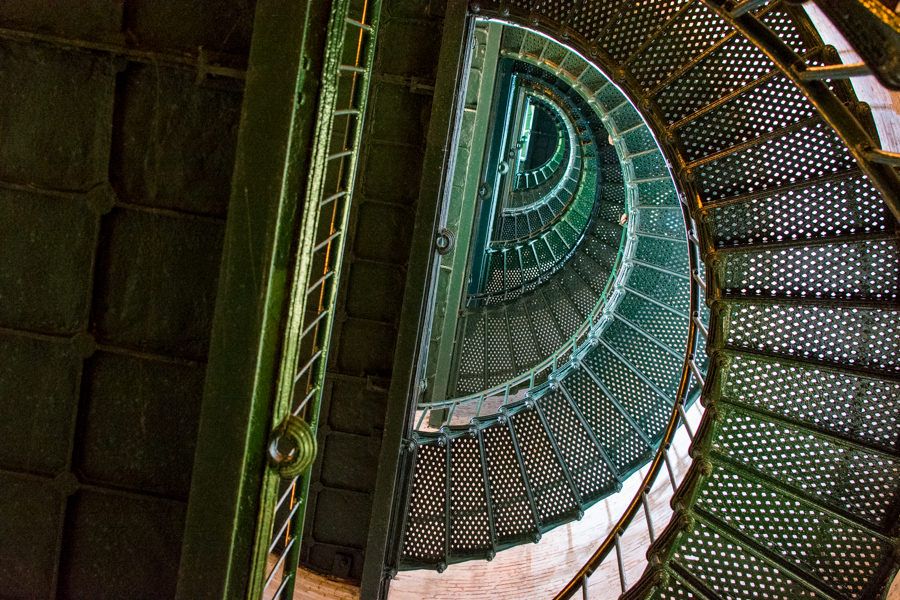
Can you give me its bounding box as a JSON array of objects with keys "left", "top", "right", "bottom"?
[
  {"left": 512, "top": 96, "right": 569, "bottom": 191},
  {"left": 554, "top": 201, "right": 704, "bottom": 600},
  {"left": 252, "top": 2, "right": 381, "bottom": 598},
  {"left": 418, "top": 228, "right": 626, "bottom": 429},
  {"left": 397, "top": 1, "right": 899, "bottom": 597},
  {"left": 503, "top": 94, "right": 577, "bottom": 218},
  {"left": 427, "top": 34, "right": 682, "bottom": 421},
  {"left": 445, "top": 1, "right": 900, "bottom": 599}
]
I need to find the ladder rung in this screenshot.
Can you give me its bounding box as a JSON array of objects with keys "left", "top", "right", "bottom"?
[
  {"left": 314, "top": 229, "right": 342, "bottom": 252},
  {"left": 345, "top": 17, "right": 373, "bottom": 32},
  {"left": 321, "top": 189, "right": 349, "bottom": 207},
  {"left": 300, "top": 309, "right": 329, "bottom": 340},
  {"left": 798, "top": 62, "right": 872, "bottom": 81},
  {"left": 306, "top": 269, "right": 334, "bottom": 295},
  {"left": 327, "top": 149, "right": 353, "bottom": 161},
  {"left": 293, "top": 349, "right": 323, "bottom": 384},
  {"left": 263, "top": 536, "right": 296, "bottom": 590},
  {"left": 730, "top": 0, "right": 770, "bottom": 18}
]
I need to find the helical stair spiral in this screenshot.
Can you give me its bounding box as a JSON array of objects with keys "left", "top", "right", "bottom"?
[
  {"left": 392, "top": 3, "right": 900, "bottom": 600},
  {"left": 400, "top": 22, "right": 709, "bottom": 572}
]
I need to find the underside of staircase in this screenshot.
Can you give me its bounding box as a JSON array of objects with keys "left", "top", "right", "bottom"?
[{"left": 385, "top": 2, "right": 900, "bottom": 600}]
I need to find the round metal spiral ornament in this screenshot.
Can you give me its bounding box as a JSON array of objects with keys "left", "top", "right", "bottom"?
[{"left": 267, "top": 416, "right": 317, "bottom": 479}]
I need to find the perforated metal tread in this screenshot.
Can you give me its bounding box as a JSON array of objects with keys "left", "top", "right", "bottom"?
[
  {"left": 403, "top": 2, "right": 900, "bottom": 593},
  {"left": 617, "top": 0, "right": 900, "bottom": 590},
  {"left": 454, "top": 216, "right": 626, "bottom": 394},
  {"left": 402, "top": 277, "right": 693, "bottom": 569}
]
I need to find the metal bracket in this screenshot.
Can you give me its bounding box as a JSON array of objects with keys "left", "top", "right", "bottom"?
[
  {"left": 435, "top": 227, "right": 457, "bottom": 255},
  {"left": 267, "top": 416, "right": 317, "bottom": 479}
]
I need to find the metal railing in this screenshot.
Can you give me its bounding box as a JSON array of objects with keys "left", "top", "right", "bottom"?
[
  {"left": 419, "top": 219, "right": 628, "bottom": 429},
  {"left": 422, "top": 38, "right": 680, "bottom": 427},
  {"left": 512, "top": 96, "right": 570, "bottom": 193},
  {"left": 546, "top": 1, "right": 900, "bottom": 597},
  {"left": 504, "top": 96, "right": 577, "bottom": 216},
  {"left": 256, "top": 1, "right": 381, "bottom": 598}
]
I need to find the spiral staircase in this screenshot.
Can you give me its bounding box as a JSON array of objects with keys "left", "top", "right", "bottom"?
[
  {"left": 387, "top": 2, "right": 900, "bottom": 599},
  {"left": 0, "top": 1, "right": 897, "bottom": 599}
]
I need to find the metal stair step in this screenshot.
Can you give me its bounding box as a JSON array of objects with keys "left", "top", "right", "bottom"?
[
  {"left": 448, "top": 435, "right": 492, "bottom": 562},
  {"left": 717, "top": 236, "right": 899, "bottom": 302},
  {"left": 723, "top": 301, "right": 899, "bottom": 376},
  {"left": 706, "top": 402, "right": 900, "bottom": 531},
  {"left": 561, "top": 367, "right": 653, "bottom": 476},
  {"left": 537, "top": 387, "right": 620, "bottom": 505},
  {"left": 582, "top": 342, "right": 673, "bottom": 444},
  {"left": 510, "top": 408, "right": 582, "bottom": 529},
  {"left": 719, "top": 350, "right": 900, "bottom": 455},
  {"left": 481, "top": 420, "right": 541, "bottom": 547}
]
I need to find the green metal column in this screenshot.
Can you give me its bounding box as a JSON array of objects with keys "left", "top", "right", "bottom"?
[
  {"left": 176, "top": 1, "right": 381, "bottom": 598},
  {"left": 428, "top": 21, "right": 503, "bottom": 406}
]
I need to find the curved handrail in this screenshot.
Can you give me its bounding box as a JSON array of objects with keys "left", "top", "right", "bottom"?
[
  {"left": 554, "top": 199, "right": 704, "bottom": 600},
  {"left": 511, "top": 96, "right": 568, "bottom": 193},
  {"left": 416, "top": 227, "right": 627, "bottom": 429},
  {"left": 421, "top": 32, "right": 675, "bottom": 425}
]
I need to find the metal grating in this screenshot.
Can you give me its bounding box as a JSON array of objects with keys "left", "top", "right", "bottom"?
[
  {"left": 624, "top": 267, "right": 690, "bottom": 316},
  {"left": 618, "top": 292, "right": 689, "bottom": 351},
  {"left": 656, "top": 33, "right": 775, "bottom": 124},
  {"left": 714, "top": 408, "right": 900, "bottom": 528},
  {"left": 511, "top": 409, "right": 580, "bottom": 526},
  {"left": 693, "top": 120, "right": 858, "bottom": 201},
  {"left": 485, "top": 311, "right": 515, "bottom": 385},
  {"left": 671, "top": 519, "right": 827, "bottom": 599},
  {"left": 603, "top": 319, "right": 682, "bottom": 397},
  {"left": 698, "top": 467, "right": 892, "bottom": 598},
  {"left": 758, "top": 6, "right": 814, "bottom": 55},
  {"left": 634, "top": 236, "right": 690, "bottom": 274},
  {"left": 629, "top": 1, "right": 731, "bottom": 92},
  {"left": 508, "top": 310, "right": 542, "bottom": 366},
  {"left": 677, "top": 74, "right": 817, "bottom": 162},
  {"left": 623, "top": 126, "right": 658, "bottom": 156},
  {"left": 720, "top": 239, "right": 900, "bottom": 301},
  {"left": 631, "top": 150, "right": 669, "bottom": 180},
  {"left": 538, "top": 388, "right": 618, "bottom": 503},
  {"left": 637, "top": 207, "right": 686, "bottom": 239},
  {"left": 448, "top": 436, "right": 491, "bottom": 558},
  {"left": 725, "top": 303, "right": 900, "bottom": 373},
  {"left": 520, "top": 292, "right": 559, "bottom": 356},
  {"left": 647, "top": 573, "right": 704, "bottom": 600},
  {"left": 605, "top": 0, "right": 692, "bottom": 63},
  {"left": 706, "top": 173, "right": 889, "bottom": 247},
  {"left": 571, "top": 0, "right": 629, "bottom": 42},
  {"left": 722, "top": 353, "right": 900, "bottom": 453},
  {"left": 456, "top": 314, "right": 486, "bottom": 395},
  {"left": 635, "top": 179, "right": 680, "bottom": 207},
  {"left": 402, "top": 443, "right": 447, "bottom": 564},
  {"left": 544, "top": 281, "right": 583, "bottom": 332},
  {"left": 613, "top": 104, "right": 645, "bottom": 134},
  {"left": 586, "top": 343, "right": 671, "bottom": 441},
  {"left": 481, "top": 422, "right": 538, "bottom": 544},
  {"left": 563, "top": 368, "right": 649, "bottom": 473}
]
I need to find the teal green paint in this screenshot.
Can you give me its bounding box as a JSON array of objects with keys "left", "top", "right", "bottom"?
[{"left": 428, "top": 21, "right": 502, "bottom": 405}]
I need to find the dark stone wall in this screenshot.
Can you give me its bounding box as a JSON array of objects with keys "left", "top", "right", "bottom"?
[{"left": 0, "top": 3, "right": 251, "bottom": 598}]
